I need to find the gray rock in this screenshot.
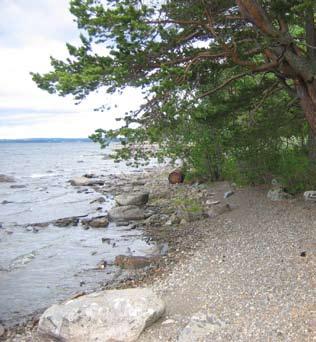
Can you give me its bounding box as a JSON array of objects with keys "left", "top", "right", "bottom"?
[
  {"left": 207, "top": 204, "right": 231, "bottom": 219},
  {"left": 115, "top": 192, "right": 149, "bottom": 206},
  {"left": 1, "top": 200, "right": 13, "bottom": 205},
  {"left": 90, "top": 197, "right": 106, "bottom": 204},
  {"left": 10, "top": 184, "right": 27, "bottom": 189},
  {"left": 69, "top": 176, "right": 104, "bottom": 186},
  {"left": 224, "top": 190, "right": 234, "bottom": 199},
  {"left": 178, "top": 313, "right": 225, "bottom": 342},
  {"left": 54, "top": 217, "right": 79, "bottom": 227},
  {"left": 109, "top": 205, "right": 145, "bottom": 221},
  {"left": 38, "top": 288, "right": 165, "bottom": 342},
  {"left": 267, "top": 188, "right": 292, "bottom": 201},
  {"left": 304, "top": 191, "right": 316, "bottom": 201},
  {"left": 0, "top": 174, "right": 15, "bottom": 183},
  {"left": 81, "top": 216, "right": 109, "bottom": 228}
]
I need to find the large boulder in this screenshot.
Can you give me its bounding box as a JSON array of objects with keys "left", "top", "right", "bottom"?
[
  {"left": 69, "top": 177, "right": 104, "bottom": 186},
  {"left": 115, "top": 192, "right": 149, "bottom": 206},
  {"left": 0, "top": 174, "right": 15, "bottom": 183},
  {"left": 108, "top": 205, "right": 145, "bottom": 221},
  {"left": 38, "top": 288, "right": 165, "bottom": 342}
]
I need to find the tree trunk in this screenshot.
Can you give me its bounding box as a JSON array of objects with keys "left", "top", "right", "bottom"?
[
  {"left": 307, "top": 129, "right": 316, "bottom": 166},
  {"left": 296, "top": 80, "right": 316, "bottom": 134}
]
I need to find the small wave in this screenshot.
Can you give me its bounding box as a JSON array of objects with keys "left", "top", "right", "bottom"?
[{"left": 29, "top": 173, "right": 61, "bottom": 179}]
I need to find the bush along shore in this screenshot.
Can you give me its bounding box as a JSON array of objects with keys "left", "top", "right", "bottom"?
[{"left": 2, "top": 166, "right": 316, "bottom": 341}]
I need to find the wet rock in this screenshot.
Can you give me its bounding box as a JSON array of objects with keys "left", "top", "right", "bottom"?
[
  {"left": 0, "top": 174, "right": 15, "bottom": 183},
  {"left": 115, "top": 255, "right": 158, "bottom": 269},
  {"left": 54, "top": 217, "right": 79, "bottom": 227},
  {"left": 31, "top": 222, "right": 50, "bottom": 228},
  {"left": 109, "top": 205, "right": 145, "bottom": 222},
  {"left": 1, "top": 200, "right": 13, "bottom": 205},
  {"left": 304, "top": 191, "right": 316, "bottom": 201},
  {"left": 267, "top": 188, "right": 292, "bottom": 201},
  {"left": 83, "top": 173, "right": 97, "bottom": 178},
  {"left": 207, "top": 204, "right": 231, "bottom": 219},
  {"left": 10, "top": 184, "right": 27, "bottom": 189},
  {"left": 178, "top": 313, "right": 225, "bottom": 341},
  {"left": 96, "top": 260, "right": 107, "bottom": 269},
  {"left": 102, "top": 237, "right": 111, "bottom": 244},
  {"left": 90, "top": 196, "right": 106, "bottom": 204},
  {"left": 115, "top": 192, "right": 149, "bottom": 206},
  {"left": 38, "top": 288, "right": 165, "bottom": 342},
  {"left": 69, "top": 176, "right": 104, "bottom": 186},
  {"left": 81, "top": 216, "right": 109, "bottom": 228}
]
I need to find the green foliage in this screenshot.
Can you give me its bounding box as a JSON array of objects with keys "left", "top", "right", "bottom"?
[{"left": 32, "top": 0, "right": 316, "bottom": 193}]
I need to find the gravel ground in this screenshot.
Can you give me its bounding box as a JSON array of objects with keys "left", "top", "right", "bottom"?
[{"left": 139, "top": 184, "right": 316, "bottom": 341}]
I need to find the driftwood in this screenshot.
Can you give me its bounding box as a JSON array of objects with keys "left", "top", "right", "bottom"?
[{"left": 168, "top": 170, "right": 184, "bottom": 184}]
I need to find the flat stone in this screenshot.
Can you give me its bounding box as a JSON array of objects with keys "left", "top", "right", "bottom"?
[
  {"left": 54, "top": 217, "right": 79, "bottom": 227},
  {"left": 10, "top": 184, "right": 27, "bottom": 189},
  {"left": 69, "top": 176, "right": 104, "bottom": 186},
  {"left": 81, "top": 216, "right": 109, "bottom": 228},
  {"left": 115, "top": 192, "right": 149, "bottom": 206},
  {"left": 108, "top": 205, "right": 145, "bottom": 221},
  {"left": 38, "top": 288, "right": 165, "bottom": 342}
]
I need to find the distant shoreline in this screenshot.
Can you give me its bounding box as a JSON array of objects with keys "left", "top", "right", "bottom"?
[{"left": 0, "top": 138, "right": 92, "bottom": 143}]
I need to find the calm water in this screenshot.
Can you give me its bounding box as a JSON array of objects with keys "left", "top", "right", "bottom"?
[{"left": 0, "top": 142, "right": 158, "bottom": 325}]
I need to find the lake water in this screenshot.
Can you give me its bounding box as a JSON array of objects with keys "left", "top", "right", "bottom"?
[{"left": 0, "top": 142, "right": 159, "bottom": 325}]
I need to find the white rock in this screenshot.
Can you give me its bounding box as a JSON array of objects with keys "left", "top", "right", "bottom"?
[
  {"left": 304, "top": 191, "right": 316, "bottom": 201},
  {"left": 115, "top": 192, "right": 149, "bottom": 206},
  {"left": 38, "top": 288, "right": 165, "bottom": 342},
  {"left": 69, "top": 177, "right": 104, "bottom": 186}
]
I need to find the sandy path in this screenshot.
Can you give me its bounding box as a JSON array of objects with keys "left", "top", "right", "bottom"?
[{"left": 139, "top": 185, "right": 316, "bottom": 341}]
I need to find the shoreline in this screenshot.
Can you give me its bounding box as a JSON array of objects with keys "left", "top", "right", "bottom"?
[{"left": 2, "top": 167, "right": 315, "bottom": 341}]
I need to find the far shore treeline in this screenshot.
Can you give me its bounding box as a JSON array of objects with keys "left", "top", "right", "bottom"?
[{"left": 32, "top": 0, "right": 316, "bottom": 193}]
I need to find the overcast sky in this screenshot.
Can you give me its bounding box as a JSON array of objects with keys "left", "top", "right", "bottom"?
[{"left": 0, "top": 0, "right": 142, "bottom": 139}]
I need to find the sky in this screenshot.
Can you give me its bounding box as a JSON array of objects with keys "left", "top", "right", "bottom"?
[{"left": 0, "top": 0, "right": 143, "bottom": 139}]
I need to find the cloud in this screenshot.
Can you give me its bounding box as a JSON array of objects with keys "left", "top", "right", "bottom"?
[{"left": 0, "top": 0, "right": 143, "bottom": 139}]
